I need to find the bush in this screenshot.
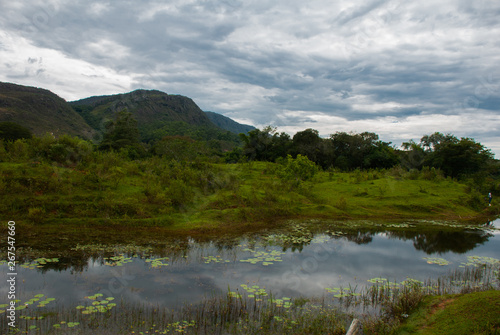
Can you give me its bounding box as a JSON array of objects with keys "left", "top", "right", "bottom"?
[
  {"left": 165, "top": 179, "right": 195, "bottom": 209},
  {"left": 276, "top": 154, "right": 318, "bottom": 185},
  {"left": 28, "top": 207, "right": 46, "bottom": 224}
]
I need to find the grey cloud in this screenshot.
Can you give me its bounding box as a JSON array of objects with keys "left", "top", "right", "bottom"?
[{"left": 0, "top": 0, "right": 499, "bottom": 155}]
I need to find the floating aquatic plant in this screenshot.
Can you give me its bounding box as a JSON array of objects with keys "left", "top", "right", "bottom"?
[
  {"left": 240, "top": 284, "right": 269, "bottom": 300},
  {"left": 203, "top": 255, "right": 231, "bottom": 264},
  {"left": 72, "top": 243, "right": 153, "bottom": 255},
  {"left": 78, "top": 294, "right": 116, "bottom": 314},
  {"left": 324, "top": 287, "right": 360, "bottom": 298},
  {"left": 386, "top": 223, "right": 414, "bottom": 228},
  {"left": 0, "top": 294, "right": 56, "bottom": 314},
  {"left": 459, "top": 256, "right": 500, "bottom": 268},
  {"left": 104, "top": 254, "right": 133, "bottom": 267},
  {"left": 53, "top": 321, "right": 80, "bottom": 329},
  {"left": 311, "top": 235, "right": 330, "bottom": 244},
  {"left": 272, "top": 297, "right": 293, "bottom": 308},
  {"left": 240, "top": 249, "right": 284, "bottom": 266},
  {"left": 20, "top": 257, "right": 60, "bottom": 269},
  {"left": 367, "top": 277, "right": 389, "bottom": 284},
  {"left": 145, "top": 256, "right": 169, "bottom": 268},
  {"left": 423, "top": 257, "right": 450, "bottom": 266}
]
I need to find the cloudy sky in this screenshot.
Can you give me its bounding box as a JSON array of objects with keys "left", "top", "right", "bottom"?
[{"left": 1, "top": 0, "right": 499, "bottom": 155}]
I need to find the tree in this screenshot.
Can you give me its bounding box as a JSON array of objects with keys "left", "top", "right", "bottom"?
[
  {"left": 424, "top": 136, "right": 493, "bottom": 178},
  {"left": 0, "top": 122, "right": 32, "bottom": 141},
  {"left": 239, "top": 126, "right": 292, "bottom": 162},
  {"left": 99, "top": 111, "right": 140, "bottom": 151},
  {"left": 330, "top": 131, "right": 398, "bottom": 170},
  {"left": 400, "top": 140, "right": 426, "bottom": 170}
]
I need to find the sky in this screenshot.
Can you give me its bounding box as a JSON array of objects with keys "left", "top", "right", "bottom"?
[{"left": 1, "top": 0, "right": 499, "bottom": 156}]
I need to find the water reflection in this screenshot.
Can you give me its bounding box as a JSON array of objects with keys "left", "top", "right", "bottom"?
[{"left": 1, "top": 220, "right": 498, "bottom": 311}]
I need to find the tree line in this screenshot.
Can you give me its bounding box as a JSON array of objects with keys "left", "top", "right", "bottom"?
[
  {"left": 1, "top": 116, "right": 498, "bottom": 187},
  {"left": 231, "top": 126, "right": 498, "bottom": 182}
]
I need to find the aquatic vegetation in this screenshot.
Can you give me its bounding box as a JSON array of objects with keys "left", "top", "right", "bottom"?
[
  {"left": 239, "top": 284, "right": 269, "bottom": 300},
  {"left": 0, "top": 294, "right": 55, "bottom": 316},
  {"left": 324, "top": 287, "right": 361, "bottom": 298},
  {"left": 460, "top": 255, "right": 500, "bottom": 267},
  {"left": 52, "top": 321, "right": 80, "bottom": 329},
  {"left": 104, "top": 254, "right": 133, "bottom": 267},
  {"left": 19, "top": 257, "right": 59, "bottom": 270},
  {"left": 386, "top": 223, "right": 415, "bottom": 228},
  {"left": 145, "top": 256, "right": 170, "bottom": 268},
  {"left": 311, "top": 234, "right": 331, "bottom": 243},
  {"left": 72, "top": 243, "right": 154, "bottom": 255},
  {"left": 203, "top": 255, "right": 231, "bottom": 264},
  {"left": 239, "top": 249, "right": 285, "bottom": 266},
  {"left": 272, "top": 297, "right": 293, "bottom": 308},
  {"left": 324, "top": 230, "right": 346, "bottom": 237},
  {"left": 367, "top": 277, "right": 389, "bottom": 284},
  {"left": 269, "top": 224, "right": 314, "bottom": 242},
  {"left": 423, "top": 257, "right": 450, "bottom": 266},
  {"left": 78, "top": 294, "right": 116, "bottom": 314}
]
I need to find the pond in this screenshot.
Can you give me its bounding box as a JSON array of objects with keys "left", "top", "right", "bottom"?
[{"left": 1, "top": 219, "right": 499, "bottom": 332}]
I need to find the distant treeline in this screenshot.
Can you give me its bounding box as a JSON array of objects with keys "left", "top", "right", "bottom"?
[
  {"left": 1, "top": 120, "right": 498, "bottom": 189},
  {"left": 230, "top": 126, "right": 495, "bottom": 175}
]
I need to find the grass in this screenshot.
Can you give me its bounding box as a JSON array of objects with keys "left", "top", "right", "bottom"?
[
  {"left": 0, "top": 159, "right": 494, "bottom": 236},
  {"left": 395, "top": 290, "right": 500, "bottom": 334}
]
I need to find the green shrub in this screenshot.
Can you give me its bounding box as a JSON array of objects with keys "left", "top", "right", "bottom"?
[
  {"left": 336, "top": 196, "right": 347, "bottom": 210},
  {"left": 276, "top": 154, "right": 318, "bottom": 186},
  {"left": 165, "top": 179, "right": 195, "bottom": 209},
  {"left": 28, "top": 207, "right": 46, "bottom": 224}
]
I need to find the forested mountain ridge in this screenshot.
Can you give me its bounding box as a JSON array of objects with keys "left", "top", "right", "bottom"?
[
  {"left": 205, "top": 111, "right": 255, "bottom": 134},
  {"left": 70, "top": 89, "right": 241, "bottom": 143},
  {"left": 0, "top": 82, "right": 96, "bottom": 139},
  {"left": 0, "top": 82, "right": 254, "bottom": 145}
]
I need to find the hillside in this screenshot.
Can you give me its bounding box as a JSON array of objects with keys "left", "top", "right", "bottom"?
[
  {"left": 70, "top": 89, "right": 240, "bottom": 143},
  {"left": 0, "top": 82, "right": 95, "bottom": 139},
  {"left": 205, "top": 111, "right": 255, "bottom": 134}
]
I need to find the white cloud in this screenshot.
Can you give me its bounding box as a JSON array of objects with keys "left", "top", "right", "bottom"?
[
  {"left": 0, "top": 0, "right": 499, "bottom": 156},
  {"left": 0, "top": 31, "right": 132, "bottom": 100}
]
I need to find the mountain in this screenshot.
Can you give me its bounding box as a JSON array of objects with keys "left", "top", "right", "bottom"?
[
  {"left": 0, "top": 82, "right": 251, "bottom": 146},
  {"left": 0, "top": 82, "right": 95, "bottom": 139},
  {"left": 70, "top": 89, "right": 239, "bottom": 143},
  {"left": 205, "top": 111, "right": 255, "bottom": 135}
]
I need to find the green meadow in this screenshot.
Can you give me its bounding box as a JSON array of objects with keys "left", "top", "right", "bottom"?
[{"left": 0, "top": 157, "right": 493, "bottom": 234}]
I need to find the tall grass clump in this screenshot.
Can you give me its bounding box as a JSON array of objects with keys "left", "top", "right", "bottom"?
[{"left": 3, "top": 290, "right": 351, "bottom": 335}]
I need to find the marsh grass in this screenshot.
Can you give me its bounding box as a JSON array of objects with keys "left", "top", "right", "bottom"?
[
  {"left": 3, "top": 291, "right": 350, "bottom": 335},
  {"left": 3, "top": 263, "right": 497, "bottom": 334}
]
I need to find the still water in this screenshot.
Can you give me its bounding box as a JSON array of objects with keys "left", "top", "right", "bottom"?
[{"left": 2, "top": 220, "right": 499, "bottom": 310}]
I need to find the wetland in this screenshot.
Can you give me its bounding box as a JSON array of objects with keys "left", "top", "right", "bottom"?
[
  {"left": 0, "top": 133, "right": 499, "bottom": 334},
  {"left": 1, "top": 219, "right": 499, "bottom": 334}
]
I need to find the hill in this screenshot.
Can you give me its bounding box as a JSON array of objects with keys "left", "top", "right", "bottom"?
[
  {"left": 0, "top": 82, "right": 95, "bottom": 139},
  {"left": 70, "top": 89, "right": 240, "bottom": 143},
  {"left": 205, "top": 111, "right": 255, "bottom": 134}
]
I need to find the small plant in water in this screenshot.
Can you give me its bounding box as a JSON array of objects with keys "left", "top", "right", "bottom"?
[
  {"left": 104, "top": 254, "right": 133, "bottom": 267},
  {"left": 145, "top": 256, "right": 169, "bottom": 268},
  {"left": 77, "top": 294, "right": 116, "bottom": 314},
  {"left": 423, "top": 257, "right": 450, "bottom": 266},
  {"left": 20, "top": 257, "right": 60, "bottom": 270},
  {"left": 239, "top": 248, "right": 284, "bottom": 266}
]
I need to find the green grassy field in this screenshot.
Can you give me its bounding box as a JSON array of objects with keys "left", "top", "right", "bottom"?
[
  {"left": 0, "top": 158, "right": 495, "bottom": 234},
  {"left": 395, "top": 290, "right": 500, "bottom": 334}
]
